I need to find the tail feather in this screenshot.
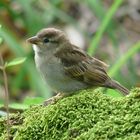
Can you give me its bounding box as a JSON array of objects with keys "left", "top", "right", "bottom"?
[{"left": 105, "top": 79, "right": 129, "bottom": 95}]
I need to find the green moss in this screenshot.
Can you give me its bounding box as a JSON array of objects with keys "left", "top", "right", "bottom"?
[
  {"left": 0, "top": 88, "right": 140, "bottom": 139},
  {"left": 0, "top": 118, "right": 5, "bottom": 137}
]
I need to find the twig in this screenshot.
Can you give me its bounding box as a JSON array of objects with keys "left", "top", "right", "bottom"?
[{"left": 0, "top": 54, "right": 10, "bottom": 140}]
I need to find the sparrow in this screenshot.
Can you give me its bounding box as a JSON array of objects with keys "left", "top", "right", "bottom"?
[{"left": 27, "top": 28, "right": 129, "bottom": 104}]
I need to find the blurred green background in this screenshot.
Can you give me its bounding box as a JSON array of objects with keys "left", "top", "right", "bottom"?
[{"left": 0, "top": 0, "right": 140, "bottom": 108}]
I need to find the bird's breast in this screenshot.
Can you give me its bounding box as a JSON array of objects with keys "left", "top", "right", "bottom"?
[{"left": 35, "top": 55, "right": 88, "bottom": 93}]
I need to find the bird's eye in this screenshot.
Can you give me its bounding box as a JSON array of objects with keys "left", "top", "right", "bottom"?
[{"left": 43, "top": 38, "right": 49, "bottom": 43}]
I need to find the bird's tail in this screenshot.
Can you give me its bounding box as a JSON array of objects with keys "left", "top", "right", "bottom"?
[{"left": 105, "top": 79, "right": 129, "bottom": 95}]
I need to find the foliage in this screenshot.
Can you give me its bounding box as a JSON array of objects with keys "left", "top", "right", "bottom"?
[
  {"left": 0, "top": 0, "right": 139, "bottom": 106},
  {"left": 4, "top": 57, "right": 26, "bottom": 68},
  {"left": 109, "top": 42, "right": 140, "bottom": 77},
  {"left": 87, "top": 0, "right": 123, "bottom": 55}
]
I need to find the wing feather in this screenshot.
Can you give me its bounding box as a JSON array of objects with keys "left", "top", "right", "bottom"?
[{"left": 55, "top": 44, "right": 109, "bottom": 86}]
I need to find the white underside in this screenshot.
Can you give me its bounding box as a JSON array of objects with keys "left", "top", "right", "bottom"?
[{"left": 33, "top": 45, "right": 88, "bottom": 93}]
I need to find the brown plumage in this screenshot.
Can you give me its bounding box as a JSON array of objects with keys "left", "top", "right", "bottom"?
[
  {"left": 55, "top": 44, "right": 129, "bottom": 95},
  {"left": 27, "top": 28, "right": 129, "bottom": 96}
]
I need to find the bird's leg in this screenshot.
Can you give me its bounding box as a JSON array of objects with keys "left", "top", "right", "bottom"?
[{"left": 43, "top": 93, "right": 64, "bottom": 106}]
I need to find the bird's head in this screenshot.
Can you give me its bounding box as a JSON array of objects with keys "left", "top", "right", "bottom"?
[{"left": 27, "top": 28, "right": 69, "bottom": 52}]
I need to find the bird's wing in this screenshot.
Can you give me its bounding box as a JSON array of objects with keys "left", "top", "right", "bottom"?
[
  {"left": 55, "top": 45, "right": 109, "bottom": 86},
  {"left": 55, "top": 45, "right": 87, "bottom": 65}
]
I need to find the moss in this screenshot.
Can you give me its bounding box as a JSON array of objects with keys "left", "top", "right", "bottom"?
[
  {"left": 0, "top": 118, "right": 5, "bottom": 137},
  {"left": 0, "top": 88, "right": 140, "bottom": 139}
]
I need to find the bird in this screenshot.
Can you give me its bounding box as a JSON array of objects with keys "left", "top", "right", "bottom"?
[{"left": 27, "top": 28, "right": 129, "bottom": 105}]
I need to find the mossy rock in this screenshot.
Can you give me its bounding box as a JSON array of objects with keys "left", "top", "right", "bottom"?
[{"left": 0, "top": 88, "right": 140, "bottom": 139}]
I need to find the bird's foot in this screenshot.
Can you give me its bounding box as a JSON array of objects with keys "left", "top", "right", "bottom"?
[{"left": 43, "top": 93, "right": 64, "bottom": 106}]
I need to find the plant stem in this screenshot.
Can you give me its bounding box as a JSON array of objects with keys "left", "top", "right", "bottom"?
[{"left": 0, "top": 54, "right": 10, "bottom": 140}]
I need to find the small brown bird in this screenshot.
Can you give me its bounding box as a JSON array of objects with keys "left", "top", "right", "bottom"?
[{"left": 27, "top": 28, "right": 129, "bottom": 104}]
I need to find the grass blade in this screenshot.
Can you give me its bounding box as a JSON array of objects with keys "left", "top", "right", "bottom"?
[
  {"left": 109, "top": 42, "right": 140, "bottom": 77},
  {"left": 87, "top": 0, "right": 123, "bottom": 55}
]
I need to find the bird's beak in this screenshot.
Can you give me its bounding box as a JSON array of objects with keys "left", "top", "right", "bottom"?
[{"left": 27, "top": 36, "right": 41, "bottom": 45}]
